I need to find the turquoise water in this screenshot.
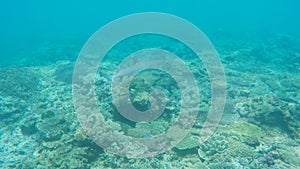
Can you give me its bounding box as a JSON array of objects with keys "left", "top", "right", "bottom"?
[{"left": 1, "top": 1, "right": 300, "bottom": 168}]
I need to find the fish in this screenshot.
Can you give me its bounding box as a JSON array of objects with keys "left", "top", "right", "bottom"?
[{"left": 112, "top": 59, "right": 166, "bottom": 80}]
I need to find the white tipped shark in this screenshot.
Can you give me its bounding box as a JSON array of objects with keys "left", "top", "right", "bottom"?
[{"left": 112, "top": 60, "right": 165, "bottom": 80}]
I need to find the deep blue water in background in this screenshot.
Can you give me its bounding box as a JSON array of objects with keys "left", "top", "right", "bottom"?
[{"left": 1, "top": 0, "right": 300, "bottom": 66}]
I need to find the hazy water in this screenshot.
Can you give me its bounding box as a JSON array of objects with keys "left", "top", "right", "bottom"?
[
  {"left": 1, "top": 1, "right": 300, "bottom": 168},
  {"left": 1, "top": 0, "right": 300, "bottom": 66}
]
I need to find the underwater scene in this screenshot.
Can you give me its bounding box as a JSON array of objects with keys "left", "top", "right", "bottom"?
[{"left": 1, "top": 1, "right": 300, "bottom": 169}]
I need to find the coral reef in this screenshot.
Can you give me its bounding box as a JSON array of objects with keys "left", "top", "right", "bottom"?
[{"left": 1, "top": 34, "right": 300, "bottom": 168}]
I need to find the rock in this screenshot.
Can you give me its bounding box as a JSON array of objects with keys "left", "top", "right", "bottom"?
[
  {"left": 240, "top": 90, "right": 250, "bottom": 97},
  {"left": 55, "top": 62, "right": 74, "bottom": 84},
  {"left": 278, "top": 145, "right": 300, "bottom": 167},
  {"left": 20, "top": 122, "right": 37, "bottom": 136}
]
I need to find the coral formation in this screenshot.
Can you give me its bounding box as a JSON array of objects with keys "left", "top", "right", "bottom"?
[{"left": 1, "top": 34, "right": 300, "bottom": 168}]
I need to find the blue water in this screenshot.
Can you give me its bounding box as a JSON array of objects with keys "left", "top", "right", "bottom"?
[
  {"left": 1, "top": 0, "right": 300, "bottom": 66},
  {"left": 1, "top": 1, "right": 300, "bottom": 168}
]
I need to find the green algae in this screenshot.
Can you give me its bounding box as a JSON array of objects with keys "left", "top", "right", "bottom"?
[
  {"left": 219, "top": 121, "right": 263, "bottom": 141},
  {"left": 175, "top": 128, "right": 202, "bottom": 150},
  {"left": 175, "top": 133, "right": 200, "bottom": 150}
]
